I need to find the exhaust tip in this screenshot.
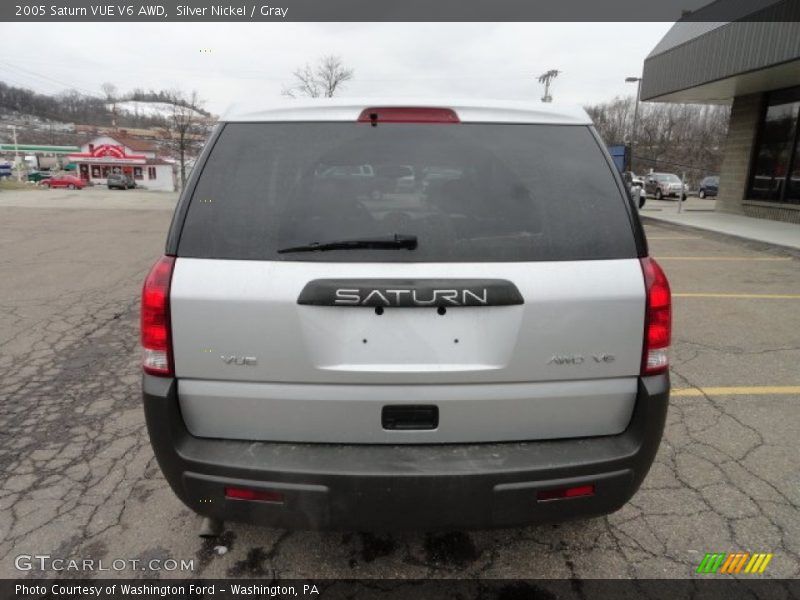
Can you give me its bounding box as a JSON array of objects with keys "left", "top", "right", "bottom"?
[{"left": 199, "top": 516, "right": 224, "bottom": 538}]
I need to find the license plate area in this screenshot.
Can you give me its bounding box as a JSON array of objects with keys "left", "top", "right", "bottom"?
[{"left": 298, "top": 304, "right": 524, "bottom": 373}]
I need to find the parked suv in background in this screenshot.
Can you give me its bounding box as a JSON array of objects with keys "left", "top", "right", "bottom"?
[
  {"left": 698, "top": 175, "right": 719, "bottom": 198},
  {"left": 622, "top": 171, "right": 645, "bottom": 190},
  {"left": 621, "top": 171, "right": 646, "bottom": 208},
  {"left": 142, "top": 99, "right": 671, "bottom": 531},
  {"left": 107, "top": 172, "right": 135, "bottom": 190},
  {"left": 645, "top": 172, "right": 687, "bottom": 200}
]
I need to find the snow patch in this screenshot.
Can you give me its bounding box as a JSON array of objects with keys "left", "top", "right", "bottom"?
[{"left": 109, "top": 101, "right": 206, "bottom": 119}]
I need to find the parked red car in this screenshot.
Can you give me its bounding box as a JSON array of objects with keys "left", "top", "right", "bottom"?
[{"left": 41, "top": 175, "right": 86, "bottom": 190}]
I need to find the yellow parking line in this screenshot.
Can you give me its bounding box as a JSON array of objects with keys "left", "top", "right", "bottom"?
[
  {"left": 672, "top": 386, "right": 800, "bottom": 397},
  {"left": 674, "top": 292, "right": 800, "bottom": 299},
  {"left": 658, "top": 256, "right": 792, "bottom": 261}
]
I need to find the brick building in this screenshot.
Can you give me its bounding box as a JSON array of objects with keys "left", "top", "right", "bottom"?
[{"left": 641, "top": 0, "right": 800, "bottom": 223}]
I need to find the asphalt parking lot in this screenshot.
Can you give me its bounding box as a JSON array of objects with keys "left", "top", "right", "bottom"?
[{"left": 1, "top": 187, "right": 798, "bottom": 581}]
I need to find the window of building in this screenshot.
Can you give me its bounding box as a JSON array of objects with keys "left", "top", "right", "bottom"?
[
  {"left": 748, "top": 86, "right": 800, "bottom": 204},
  {"left": 148, "top": 167, "right": 157, "bottom": 179},
  {"left": 134, "top": 167, "right": 144, "bottom": 180},
  {"left": 91, "top": 166, "right": 101, "bottom": 178},
  {"left": 102, "top": 166, "right": 111, "bottom": 178}
]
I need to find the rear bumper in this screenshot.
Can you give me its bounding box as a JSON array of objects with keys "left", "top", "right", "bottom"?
[{"left": 143, "top": 374, "right": 669, "bottom": 531}]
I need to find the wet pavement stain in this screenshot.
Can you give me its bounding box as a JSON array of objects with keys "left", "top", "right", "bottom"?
[
  {"left": 358, "top": 532, "right": 398, "bottom": 563},
  {"left": 227, "top": 546, "right": 269, "bottom": 577},
  {"left": 423, "top": 532, "right": 479, "bottom": 568},
  {"left": 196, "top": 530, "right": 236, "bottom": 572}
]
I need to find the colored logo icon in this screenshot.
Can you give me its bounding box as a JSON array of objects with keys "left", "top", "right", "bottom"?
[{"left": 696, "top": 552, "right": 773, "bottom": 574}]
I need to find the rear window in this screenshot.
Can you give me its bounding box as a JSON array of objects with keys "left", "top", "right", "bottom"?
[{"left": 177, "top": 122, "right": 637, "bottom": 262}]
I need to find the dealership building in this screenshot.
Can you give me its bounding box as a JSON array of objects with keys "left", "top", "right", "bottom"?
[{"left": 641, "top": 0, "right": 800, "bottom": 223}]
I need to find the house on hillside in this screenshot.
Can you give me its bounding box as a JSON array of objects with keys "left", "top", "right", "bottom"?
[{"left": 67, "top": 133, "right": 175, "bottom": 191}]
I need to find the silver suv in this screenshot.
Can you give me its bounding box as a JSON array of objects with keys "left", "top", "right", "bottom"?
[
  {"left": 141, "top": 100, "right": 671, "bottom": 532},
  {"left": 645, "top": 172, "right": 687, "bottom": 200}
]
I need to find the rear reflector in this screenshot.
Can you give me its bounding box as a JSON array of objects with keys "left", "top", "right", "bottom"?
[
  {"left": 357, "top": 107, "right": 460, "bottom": 124},
  {"left": 640, "top": 257, "right": 672, "bottom": 376},
  {"left": 225, "top": 487, "right": 285, "bottom": 504},
  {"left": 537, "top": 484, "right": 595, "bottom": 502},
  {"left": 141, "top": 255, "right": 175, "bottom": 377}
]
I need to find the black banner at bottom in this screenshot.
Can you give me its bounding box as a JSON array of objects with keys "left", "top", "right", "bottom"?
[{"left": 5, "top": 579, "right": 800, "bottom": 600}]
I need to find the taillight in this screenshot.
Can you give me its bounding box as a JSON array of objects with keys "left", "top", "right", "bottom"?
[
  {"left": 225, "top": 487, "right": 285, "bottom": 504},
  {"left": 537, "top": 484, "right": 595, "bottom": 502},
  {"left": 640, "top": 257, "right": 671, "bottom": 375},
  {"left": 141, "top": 255, "right": 175, "bottom": 377},
  {"left": 357, "top": 107, "right": 460, "bottom": 124}
]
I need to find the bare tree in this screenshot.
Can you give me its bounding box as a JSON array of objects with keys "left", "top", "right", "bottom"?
[
  {"left": 585, "top": 95, "right": 730, "bottom": 186},
  {"left": 282, "top": 55, "right": 354, "bottom": 98},
  {"left": 100, "top": 82, "right": 117, "bottom": 101},
  {"left": 584, "top": 96, "right": 633, "bottom": 147},
  {"left": 165, "top": 90, "right": 207, "bottom": 190}
]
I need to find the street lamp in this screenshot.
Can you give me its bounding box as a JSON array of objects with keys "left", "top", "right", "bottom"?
[{"left": 625, "top": 76, "right": 642, "bottom": 174}]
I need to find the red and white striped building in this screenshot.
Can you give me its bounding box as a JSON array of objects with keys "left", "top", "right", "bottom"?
[{"left": 68, "top": 134, "right": 175, "bottom": 191}]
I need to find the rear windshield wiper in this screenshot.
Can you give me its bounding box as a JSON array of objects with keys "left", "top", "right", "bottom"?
[{"left": 277, "top": 234, "right": 418, "bottom": 254}]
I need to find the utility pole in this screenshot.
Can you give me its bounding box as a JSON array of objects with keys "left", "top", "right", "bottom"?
[
  {"left": 538, "top": 69, "right": 560, "bottom": 103},
  {"left": 9, "top": 125, "right": 21, "bottom": 182}
]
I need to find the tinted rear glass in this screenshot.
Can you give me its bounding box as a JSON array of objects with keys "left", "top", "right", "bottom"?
[{"left": 177, "top": 122, "right": 636, "bottom": 262}]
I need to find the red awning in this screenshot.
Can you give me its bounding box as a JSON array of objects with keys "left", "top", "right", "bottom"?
[{"left": 68, "top": 143, "right": 147, "bottom": 163}]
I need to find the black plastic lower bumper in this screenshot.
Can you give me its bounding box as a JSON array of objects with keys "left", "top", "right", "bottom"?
[{"left": 143, "top": 374, "right": 669, "bottom": 531}]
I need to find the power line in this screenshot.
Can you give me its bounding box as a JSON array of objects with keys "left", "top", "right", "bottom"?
[
  {"left": 636, "top": 155, "right": 717, "bottom": 175},
  {"left": 0, "top": 60, "right": 105, "bottom": 98}
]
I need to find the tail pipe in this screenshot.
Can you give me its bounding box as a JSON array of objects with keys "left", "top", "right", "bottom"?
[{"left": 199, "top": 516, "right": 224, "bottom": 538}]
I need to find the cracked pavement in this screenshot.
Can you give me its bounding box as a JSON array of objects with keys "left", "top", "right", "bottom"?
[{"left": 1, "top": 189, "right": 798, "bottom": 581}]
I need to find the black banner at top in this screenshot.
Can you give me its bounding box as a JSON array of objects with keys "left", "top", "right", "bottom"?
[{"left": 3, "top": 0, "right": 800, "bottom": 22}]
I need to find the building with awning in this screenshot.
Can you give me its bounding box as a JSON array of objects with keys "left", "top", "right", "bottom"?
[
  {"left": 67, "top": 134, "right": 175, "bottom": 191},
  {"left": 641, "top": 0, "right": 800, "bottom": 223},
  {"left": 0, "top": 144, "right": 81, "bottom": 170}
]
